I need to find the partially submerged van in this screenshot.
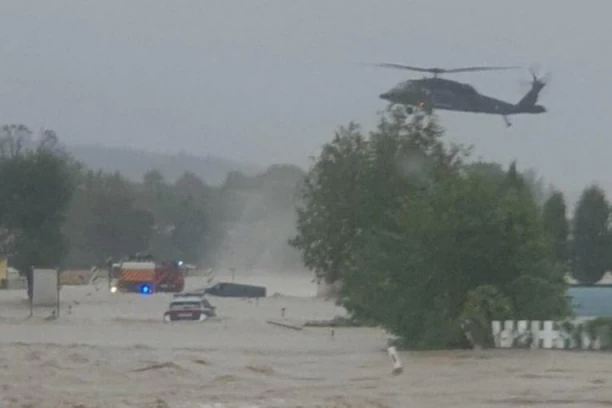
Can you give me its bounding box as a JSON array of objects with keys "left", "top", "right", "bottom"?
[{"left": 204, "top": 282, "right": 266, "bottom": 298}]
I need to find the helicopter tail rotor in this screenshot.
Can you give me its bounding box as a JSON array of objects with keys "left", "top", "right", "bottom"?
[
  {"left": 520, "top": 65, "right": 551, "bottom": 91},
  {"left": 516, "top": 65, "right": 551, "bottom": 109}
]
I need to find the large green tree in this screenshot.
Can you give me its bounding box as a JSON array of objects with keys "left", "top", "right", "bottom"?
[
  {"left": 0, "top": 126, "right": 76, "bottom": 295},
  {"left": 291, "top": 111, "right": 467, "bottom": 284},
  {"left": 290, "top": 122, "right": 370, "bottom": 283},
  {"left": 292, "top": 109, "right": 569, "bottom": 348},
  {"left": 571, "top": 185, "right": 611, "bottom": 284},
  {"left": 342, "top": 161, "right": 567, "bottom": 348}
]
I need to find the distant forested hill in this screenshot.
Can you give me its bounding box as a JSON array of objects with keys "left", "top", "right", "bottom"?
[{"left": 67, "top": 143, "right": 263, "bottom": 185}]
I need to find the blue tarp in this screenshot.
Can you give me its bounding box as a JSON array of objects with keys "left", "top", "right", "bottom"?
[{"left": 568, "top": 286, "right": 612, "bottom": 317}]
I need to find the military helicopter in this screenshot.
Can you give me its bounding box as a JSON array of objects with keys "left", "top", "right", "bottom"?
[{"left": 375, "top": 63, "right": 550, "bottom": 127}]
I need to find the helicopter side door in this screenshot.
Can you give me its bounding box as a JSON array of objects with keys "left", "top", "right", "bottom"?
[
  {"left": 428, "top": 88, "right": 455, "bottom": 109},
  {"left": 457, "top": 83, "right": 484, "bottom": 112},
  {"left": 426, "top": 83, "right": 467, "bottom": 111}
]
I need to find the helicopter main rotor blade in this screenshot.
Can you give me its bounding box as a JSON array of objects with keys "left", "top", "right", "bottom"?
[
  {"left": 373, "top": 63, "right": 520, "bottom": 75},
  {"left": 373, "top": 63, "right": 443, "bottom": 73},
  {"left": 443, "top": 66, "right": 521, "bottom": 73}
]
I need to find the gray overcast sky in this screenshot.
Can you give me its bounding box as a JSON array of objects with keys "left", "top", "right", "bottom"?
[{"left": 0, "top": 1, "right": 609, "bottom": 204}]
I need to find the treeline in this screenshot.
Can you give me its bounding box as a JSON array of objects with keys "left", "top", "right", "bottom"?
[
  {"left": 64, "top": 168, "right": 225, "bottom": 268},
  {"left": 289, "top": 107, "right": 611, "bottom": 349},
  {"left": 0, "top": 124, "right": 304, "bottom": 273}
]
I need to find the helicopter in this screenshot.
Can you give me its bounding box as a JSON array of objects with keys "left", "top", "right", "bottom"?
[{"left": 375, "top": 63, "right": 550, "bottom": 127}]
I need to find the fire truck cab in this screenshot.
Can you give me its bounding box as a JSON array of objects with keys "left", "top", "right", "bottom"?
[{"left": 109, "top": 254, "right": 186, "bottom": 294}]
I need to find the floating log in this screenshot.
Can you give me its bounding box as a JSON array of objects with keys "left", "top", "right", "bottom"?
[{"left": 266, "top": 319, "right": 304, "bottom": 331}]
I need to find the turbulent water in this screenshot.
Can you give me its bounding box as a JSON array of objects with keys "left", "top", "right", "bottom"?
[{"left": 1, "top": 274, "right": 611, "bottom": 407}]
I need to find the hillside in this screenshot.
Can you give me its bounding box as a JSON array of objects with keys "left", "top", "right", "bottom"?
[{"left": 67, "top": 143, "right": 263, "bottom": 185}]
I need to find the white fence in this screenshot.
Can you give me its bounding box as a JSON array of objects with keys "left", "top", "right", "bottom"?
[{"left": 491, "top": 320, "right": 602, "bottom": 350}]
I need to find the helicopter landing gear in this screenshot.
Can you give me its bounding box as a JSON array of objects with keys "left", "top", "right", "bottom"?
[
  {"left": 502, "top": 115, "right": 512, "bottom": 127},
  {"left": 400, "top": 104, "right": 421, "bottom": 117},
  {"left": 389, "top": 103, "right": 431, "bottom": 125}
]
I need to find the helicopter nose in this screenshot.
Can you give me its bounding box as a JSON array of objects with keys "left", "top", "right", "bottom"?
[{"left": 379, "top": 92, "right": 390, "bottom": 100}]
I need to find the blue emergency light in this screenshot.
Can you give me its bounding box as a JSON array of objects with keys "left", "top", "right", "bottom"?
[{"left": 139, "top": 284, "right": 152, "bottom": 295}]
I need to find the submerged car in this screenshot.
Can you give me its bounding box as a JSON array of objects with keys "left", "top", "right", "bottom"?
[
  {"left": 163, "top": 291, "right": 216, "bottom": 322},
  {"left": 204, "top": 282, "right": 266, "bottom": 298}
]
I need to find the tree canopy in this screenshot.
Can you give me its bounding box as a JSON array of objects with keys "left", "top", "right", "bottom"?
[
  {"left": 542, "top": 190, "right": 570, "bottom": 265},
  {"left": 64, "top": 164, "right": 234, "bottom": 268},
  {"left": 291, "top": 108, "right": 570, "bottom": 348},
  {"left": 0, "top": 126, "right": 77, "bottom": 297},
  {"left": 571, "top": 185, "right": 611, "bottom": 284}
]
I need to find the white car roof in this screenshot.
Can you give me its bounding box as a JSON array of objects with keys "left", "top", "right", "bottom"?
[{"left": 170, "top": 296, "right": 202, "bottom": 303}]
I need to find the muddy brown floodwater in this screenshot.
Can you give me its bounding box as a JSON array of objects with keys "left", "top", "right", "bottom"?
[{"left": 1, "top": 273, "right": 611, "bottom": 407}]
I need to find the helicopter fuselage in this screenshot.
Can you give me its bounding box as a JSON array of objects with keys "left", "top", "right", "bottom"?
[{"left": 379, "top": 77, "right": 545, "bottom": 116}]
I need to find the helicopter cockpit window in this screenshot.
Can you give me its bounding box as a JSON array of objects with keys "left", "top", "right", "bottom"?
[
  {"left": 459, "top": 83, "right": 476, "bottom": 94},
  {"left": 392, "top": 81, "right": 415, "bottom": 92}
]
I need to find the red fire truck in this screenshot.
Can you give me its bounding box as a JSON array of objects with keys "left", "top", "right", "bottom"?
[{"left": 110, "top": 255, "right": 185, "bottom": 294}]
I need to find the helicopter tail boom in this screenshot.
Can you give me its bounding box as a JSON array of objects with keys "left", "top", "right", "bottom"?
[{"left": 515, "top": 68, "right": 549, "bottom": 113}]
